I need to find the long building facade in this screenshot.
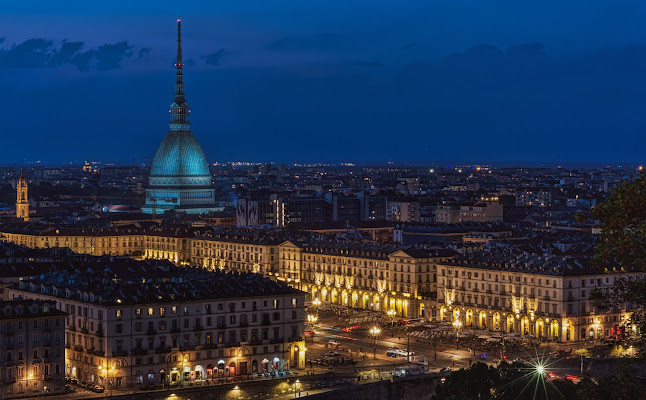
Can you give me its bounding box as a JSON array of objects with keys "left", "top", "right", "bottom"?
[
  {"left": 435, "top": 250, "right": 643, "bottom": 342},
  {"left": 2, "top": 224, "right": 643, "bottom": 341},
  {"left": 277, "top": 241, "right": 454, "bottom": 319},
  {"left": 8, "top": 260, "right": 305, "bottom": 389}
]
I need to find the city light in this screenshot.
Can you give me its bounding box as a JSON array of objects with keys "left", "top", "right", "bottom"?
[{"left": 369, "top": 326, "right": 381, "bottom": 359}]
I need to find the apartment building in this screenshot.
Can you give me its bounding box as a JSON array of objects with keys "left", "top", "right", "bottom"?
[
  {"left": 8, "top": 259, "right": 305, "bottom": 389},
  {"left": 435, "top": 248, "right": 643, "bottom": 342},
  {"left": 278, "top": 240, "right": 454, "bottom": 318},
  {"left": 0, "top": 299, "right": 67, "bottom": 398},
  {"left": 190, "top": 230, "right": 286, "bottom": 275}
]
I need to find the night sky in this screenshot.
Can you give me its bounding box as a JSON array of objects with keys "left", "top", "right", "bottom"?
[{"left": 2, "top": 0, "right": 646, "bottom": 165}]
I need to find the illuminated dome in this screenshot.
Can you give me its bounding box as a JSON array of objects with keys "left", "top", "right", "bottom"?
[
  {"left": 150, "top": 131, "right": 210, "bottom": 180},
  {"left": 141, "top": 17, "right": 219, "bottom": 215}
]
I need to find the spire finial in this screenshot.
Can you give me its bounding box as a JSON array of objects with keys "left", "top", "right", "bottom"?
[
  {"left": 176, "top": 16, "right": 182, "bottom": 72},
  {"left": 170, "top": 16, "right": 190, "bottom": 130}
]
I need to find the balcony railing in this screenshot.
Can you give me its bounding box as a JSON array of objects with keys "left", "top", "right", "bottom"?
[
  {"left": 132, "top": 348, "right": 148, "bottom": 356},
  {"left": 156, "top": 346, "right": 171, "bottom": 354}
]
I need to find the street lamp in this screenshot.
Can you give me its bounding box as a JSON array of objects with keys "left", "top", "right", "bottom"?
[
  {"left": 182, "top": 354, "right": 188, "bottom": 386},
  {"left": 307, "top": 313, "right": 318, "bottom": 345},
  {"left": 453, "top": 320, "right": 463, "bottom": 349},
  {"left": 293, "top": 379, "right": 300, "bottom": 398},
  {"left": 110, "top": 366, "right": 115, "bottom": 397},
  {"left": 369, "top": 327, "right": 381, "bottom": 359},
  {"left": 98, "top": 365, "right": 107, "bottom": 397},
  {"left": 387, "top": 309, "right": 396, "bottom": 337}
]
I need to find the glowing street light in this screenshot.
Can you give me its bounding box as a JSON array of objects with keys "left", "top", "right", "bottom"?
[
  {"left": 387, "top": 309, "right": 396, "bottom": 337},
  {"left": 369, "top": 326, "right": 381, "bottom": 359},
  {"left": 453, "top": 320, "right": 463, "bottom": 349},
  {"left": 536, "top": 365, "right": 545, "bottom": 374}
]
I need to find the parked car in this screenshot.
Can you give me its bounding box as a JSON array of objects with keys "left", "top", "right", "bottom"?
[
  {"left": 439, "top": 367, "right": 452, "bottom": 373},
  {"left": 328, "top": 340, "right": 339, "bottom": 346},
  {"left": 325, "top": 351, "right": 340, "bottom": 357},
  {"left": 416, "top": 359, "right": 428, "bottom": 366},
  {"left": 90, "top": 385, "right": 105, "bottom": 393}
]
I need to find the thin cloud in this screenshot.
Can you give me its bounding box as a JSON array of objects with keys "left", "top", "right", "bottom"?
[
  {"left": 0, "top": 38, "right": 144, "bottom": 71},
  {"left": 201, "top": 49, "right": 233, "bottom": 66}
]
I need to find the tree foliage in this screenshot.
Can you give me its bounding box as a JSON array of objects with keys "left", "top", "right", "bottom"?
[
  {"left": 592, "top": 171, "right": 646, "bottom": 271},
  {"left": 587, "top": 172, "right": 646, "bottom": 337},
  {"left": 432, "top": 362, "right": 576, "bottom": 400}
]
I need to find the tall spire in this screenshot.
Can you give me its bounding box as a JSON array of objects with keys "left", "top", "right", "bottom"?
[{"left": 170, "top": 15, "right": 190, "bottom": 130}]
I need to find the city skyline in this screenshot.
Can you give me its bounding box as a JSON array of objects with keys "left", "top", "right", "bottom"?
[{"left": 1, "top": 1, "right": 646, "bottom": 164}]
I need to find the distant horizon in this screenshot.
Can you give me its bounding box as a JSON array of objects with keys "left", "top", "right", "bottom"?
[{"left": 3, "top": 159, "right": 645, "bottom": 170}]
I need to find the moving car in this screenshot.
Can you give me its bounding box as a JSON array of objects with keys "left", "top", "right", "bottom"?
[
  {"left": 416, "top": 359, "right": 428, "bottom": 366},
  {"left": 328, "top": 340, "right": 339, "bottom": 346},
  {"left": 325, "top": 351, "right": 340, "bottom": 357}
]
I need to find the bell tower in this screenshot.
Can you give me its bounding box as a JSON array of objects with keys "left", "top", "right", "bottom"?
[{"left": 16, "top": 170, "right": 29, "bottom": 221}]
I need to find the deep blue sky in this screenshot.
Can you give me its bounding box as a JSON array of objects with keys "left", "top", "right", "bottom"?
[{"left": 1, "top": 0, "right": 646, "bottom": 165}]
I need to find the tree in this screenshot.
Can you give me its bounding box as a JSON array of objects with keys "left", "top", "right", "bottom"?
[
  {"left": 587, "top": 172, "right": 646, "bottom": 339},
  {"left": 576, "top": 363, "right": 645, "bottom": 400},
  {"left": 432, "top": 361, "right": 576, "bottom": 400},
  {"left": 592, "top": 171, "right": 646, "bottom": 271}
]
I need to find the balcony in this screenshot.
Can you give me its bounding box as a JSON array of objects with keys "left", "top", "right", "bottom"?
[
  {"left": 288, "top": 336, "right": 303, "bottom": 342},
  {"left": 4, "top": 377, "right": 16, "bottom": 383},
  {"left": 270, "top": 338, "right": 285, "bottom": 344},
  {"left": 261, "top": 319, "right": 271, "bottom": 326},
  {"left": 112, "top": 350, "right": 129, "bottom": 357},
  {"left": 170, "top": 327, "right": 180, "bottom": 334},
  {"left": 132, "top": 348, "right": 148, "bottom": 356},
  {"left": 193, "top": 326, "right": 204, "bottom": 331},
  {"left": 225, "top": 342, "right": 241, "bottom": 348},
  {"left": 179, "top": 345, "right": 196, "bottom": 352},
  {"left": 156, "top": 346, "right": 171, "bottom": 354},
  {"left": 73, "top": 345, "right": 83, "bottom": 352},
  {"left": 80, "top": 327, "right": 89, "bottom": 334},
  {"left": 146, "top": 328, "right": 157, "bottom": 336},
  {"left": 216, "top": 324, "right": 227, "bottom": 330}
]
